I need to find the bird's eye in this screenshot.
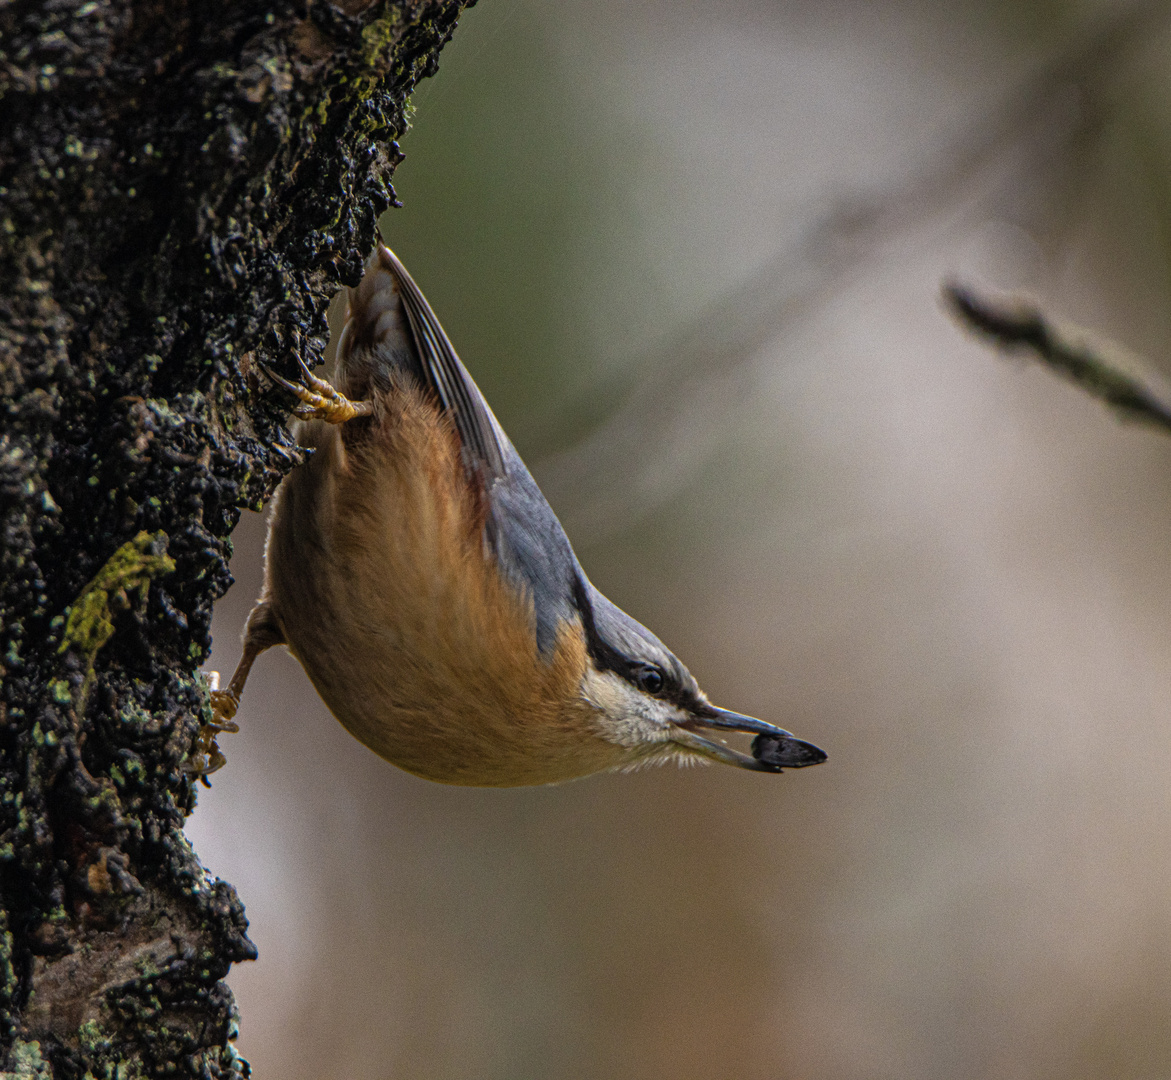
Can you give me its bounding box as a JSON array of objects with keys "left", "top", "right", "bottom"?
[{"left": 637, "top": 666, "right": 665, "bottom": 695}]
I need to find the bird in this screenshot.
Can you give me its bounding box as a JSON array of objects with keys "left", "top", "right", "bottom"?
[{"left": 193, "top": 241, "right": 826, "bottom": 786}]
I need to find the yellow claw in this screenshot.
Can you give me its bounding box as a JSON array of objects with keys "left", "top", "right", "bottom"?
[
  {"left": 262, "top": 359, "right": 374, "bottom": 424},
  {"left": 183, "top": 718, "right": 239, "bottom": 778},
  {"left": 209, "top": 689, "right": 239, "bottom": 723},
  {"left": 183, "top": 681, "right": 241, "bottom": 780}
]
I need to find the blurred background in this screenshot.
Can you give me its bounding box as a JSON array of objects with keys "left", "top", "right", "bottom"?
[{"left": 187, "top": 1, "right": 1171, "bottom": 1077}]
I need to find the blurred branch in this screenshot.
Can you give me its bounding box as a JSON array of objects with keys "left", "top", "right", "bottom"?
[
  {"left": 538, "top": 0, "right": 1171, "bottom": 541},
  {"left": 945, "top": 283, "right": 1171, "bottom": 434}
]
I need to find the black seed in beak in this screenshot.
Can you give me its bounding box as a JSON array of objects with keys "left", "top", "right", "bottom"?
[{"left": 751, "top": 734, "right": 828, "bottom": 770}]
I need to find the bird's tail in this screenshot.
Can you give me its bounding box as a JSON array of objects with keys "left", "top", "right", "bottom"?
[{"left": 334, "top": 244, "right": 424, "bottom": 398}]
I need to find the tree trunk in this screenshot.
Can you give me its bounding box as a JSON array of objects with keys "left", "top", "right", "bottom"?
[{"left": 0, "top": 0, "right": 470, "bottom": 1074}]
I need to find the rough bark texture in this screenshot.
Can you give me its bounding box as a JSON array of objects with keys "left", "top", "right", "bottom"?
[{"left": 0, "top": 0, "right": 471, "bottom": 1074}]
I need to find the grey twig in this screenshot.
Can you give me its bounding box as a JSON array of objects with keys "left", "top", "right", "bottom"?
[
  {"left": 538, "top": 2, "right": 1171, "bottom": 541},
  {"left": 945, "top": 282, "right": 1171, "bottom": 434}
]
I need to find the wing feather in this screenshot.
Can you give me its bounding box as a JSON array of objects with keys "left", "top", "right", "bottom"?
[{"left": 376, "top": 242, "right": 507, "bottom": 482}]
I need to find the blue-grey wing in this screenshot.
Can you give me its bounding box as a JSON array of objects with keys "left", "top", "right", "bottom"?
[
  {"left": 377, "top": 244, "right": 507, "bottom": 483},
  {"left": 378, "top": 244, "right": 582, "bottom": 655}
]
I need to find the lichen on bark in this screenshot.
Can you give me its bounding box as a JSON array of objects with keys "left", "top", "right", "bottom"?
[{"left": 0, "top": 0, "right": 472, "bottom": 1074}]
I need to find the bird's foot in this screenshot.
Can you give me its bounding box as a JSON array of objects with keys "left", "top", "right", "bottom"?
[
  {"left": 182, "top": 673, "right": 241, "bottom": 780},
  {"left": 263, "top": 358, "right": 374, "bottom": 424}
]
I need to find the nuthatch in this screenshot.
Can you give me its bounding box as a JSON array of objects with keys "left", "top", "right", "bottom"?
[{"left": 199, "top": 242, "right": 826, "bottom": 786}]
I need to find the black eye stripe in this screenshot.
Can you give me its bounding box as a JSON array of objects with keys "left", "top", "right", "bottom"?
[
  {"left": 571, "top": 573, "right": 696, "bottom": 708},
  {"left": 572, "top": 573, "right": 630, "bottom": 677}
]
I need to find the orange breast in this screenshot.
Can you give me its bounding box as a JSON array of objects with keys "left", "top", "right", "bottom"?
[{"left": 264, "top": 384, "right": 629, "bottom": 785}]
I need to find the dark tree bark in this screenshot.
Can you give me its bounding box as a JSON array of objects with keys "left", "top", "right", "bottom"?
[{"left": 0, "top": 0, "right": 471, "bottom": 1074}]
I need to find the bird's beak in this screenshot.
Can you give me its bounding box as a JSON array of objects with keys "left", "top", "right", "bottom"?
[{"left": 674, "top": 706, "right": 827, "bottom": 772}]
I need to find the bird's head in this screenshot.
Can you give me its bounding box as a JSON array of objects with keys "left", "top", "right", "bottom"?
[{"left": 572, "top": 577, "right": 827, "bottom": 773}]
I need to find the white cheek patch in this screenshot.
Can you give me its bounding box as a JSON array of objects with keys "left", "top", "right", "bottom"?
[{"left": 580, "top": 669, "right": 686, "bottom": 748}]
